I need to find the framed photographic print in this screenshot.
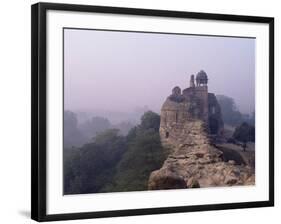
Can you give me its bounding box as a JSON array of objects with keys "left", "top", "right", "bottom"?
[{"left": 31, "top": 2, "right": 274, "bottom": 222}]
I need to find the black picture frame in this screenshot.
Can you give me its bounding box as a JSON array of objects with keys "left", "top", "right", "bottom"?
[{"left": 31, "top": 2, "right": 274, "bottom": 222}]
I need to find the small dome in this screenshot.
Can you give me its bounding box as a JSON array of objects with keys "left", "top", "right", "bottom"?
[
  {"left": 196, "top": 70, "right": 208, "bottom": 80},
  {"left": 172, "top": 86, "right": 181, "bottom": 96},
  {"left": 196, "top": 70, "right": 208, "bottom": 85}
]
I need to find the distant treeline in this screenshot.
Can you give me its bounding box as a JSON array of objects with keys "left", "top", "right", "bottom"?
[
  {"left": 64, "top": 111, "right": 135, "bottom": 148},
  {"left": 64, "top": 111, "right": 169, "bottom": 194},
  {"left": 216, "top": 95, "right": 255, "bottom": 127}
]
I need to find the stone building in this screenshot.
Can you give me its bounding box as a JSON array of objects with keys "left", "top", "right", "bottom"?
[
  {"left": 148, "top": 71, "right": 254, "bottom": 190},
  {"left": 159, "top": 70, "right": 224, "bottom": 147}
]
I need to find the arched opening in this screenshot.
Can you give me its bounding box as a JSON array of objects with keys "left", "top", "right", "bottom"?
[{"left": 165, "top": 132, "right": 169, "bottom": 138}]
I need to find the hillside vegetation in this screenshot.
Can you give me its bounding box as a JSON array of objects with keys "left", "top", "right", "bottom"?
[{"left": 64, "top": 111, "right": 169, "bottom": 194}]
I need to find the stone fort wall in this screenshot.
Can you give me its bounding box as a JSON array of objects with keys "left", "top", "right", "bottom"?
[{"left": 159, "top": 73, "right": 223, "bottom": 148}]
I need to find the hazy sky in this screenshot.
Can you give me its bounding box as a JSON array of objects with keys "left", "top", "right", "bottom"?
[{"left": 64, "top": 29, "right": 255, "bottom": 114}]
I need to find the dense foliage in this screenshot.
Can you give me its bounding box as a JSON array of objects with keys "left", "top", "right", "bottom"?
[
  {"left": 216, "top": 95, "right": 243, "bottom": 126},
  {"left": 64, "top": 111, "right": 135, "bottom": 148},
  {"left": 101, "top": 111, "right": 168, "bottom": 192},
  {"left": 79, "top": 116, "right": 111, "bottom": 139},
  {"left": 233, "top": 122, "right": 255, "bottom": 144},
  {"left": 216, "top": 95, "right": 255, "bottom": 127},
  {"left": 64, "top": 129, "right": 127, "bottom": 194},
  {"left": 64, "top": 111, "right": 168, "bottom": 194}
]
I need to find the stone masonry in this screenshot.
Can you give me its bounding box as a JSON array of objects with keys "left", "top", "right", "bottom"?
[{"left": 148, "top": 71, "right": 255, "bottom": 189}]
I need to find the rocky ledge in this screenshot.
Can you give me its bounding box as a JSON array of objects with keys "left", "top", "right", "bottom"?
[{"left": 148, "top": 120, "right": 255, "bottom": 190}]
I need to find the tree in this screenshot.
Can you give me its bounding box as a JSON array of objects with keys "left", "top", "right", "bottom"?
[
  {"left": 112, "top": 121, "right": 134, "bottom": 136},
  {"left": 63, "top": 147, "right": 81, "bottom": 194},
  {"left": 79, "top": 116, "right": 111, "bottom": 140},
  {"left": 103, "top": 129, "right": 165, "bottom": 192},
  {"left": 216, "top": 95, "right": 242, "bottom": 126},
  {"left": 64, "top": 111, "right": 169, "bottom": 194},
  {"left": 233, "top": 122, "right": 255, "bottom": 151},
  {"left": 64, "top": 110, "right": 86, "bottom": 147},
  {"left": 139, "top": 110, "right": 161, "bottom": 131},
  {"left": 245, "top": 111, "right": 255, "bottom": 126},
  {"left": 63, "top": 129, "right": 127, "bottom": 194},
  {"left": 101, "top": 111, "right": 168, "bottom": 192}
]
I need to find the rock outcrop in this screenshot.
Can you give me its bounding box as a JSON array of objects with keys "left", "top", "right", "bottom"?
[
  {"left": 148, "top": 72, "right": 254, "bottom": 190},
  {"left": 148, "top": 120, "right": 254, "bottom": 190}
]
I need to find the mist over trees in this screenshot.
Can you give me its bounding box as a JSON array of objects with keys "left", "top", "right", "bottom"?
[
  {"left": 101, "top": 111, "right": 168, "bottom": 192},
  {"left": 79, "top": 116, "right": 111, "bottom": 139},
  {"left": 64, "top": 111, "right": 86, "bottom": 147},
  {"left": 112, "top": 121, "right": 135, "bottom": 136},
  {"left": 216, "top": 95, "right": 255, "bottom": 126},
  {"left": 64, "top": 111, "right": 169, "bottom": 194},
  {"left": 232, "top": 122, "right": 255, "bottom": 151},
  {"left": 75, "top": 106, "right": 149, "bottom": 126},
  {"left": 64, "top": 110, "right": 135, "bottom": 148},
  {"left": 64, "top": 129, "right": 127, "bottom": 194}
]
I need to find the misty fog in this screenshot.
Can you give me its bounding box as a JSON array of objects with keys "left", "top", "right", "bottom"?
[
  {"left": 63, "top": 29, "right": 256, "bottom": 194},
  {"left": 64, "top": 28, "right": 255, "bottom": 124}
]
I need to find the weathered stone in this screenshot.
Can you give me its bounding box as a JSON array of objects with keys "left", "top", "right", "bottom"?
[
  {"left": 195, "top": 152, "right": 204, "bottom": 158},
  {"left": 228, "top": 160, "right": 236, "bottom": 165},
  {"left": 225, "top": 176, "right": 238, "bottom": 185},
  {"left": 186, "top": 177, "right": 200, "bottom": 188},
  {"left": 148, "top": 73, "right": 255, "bottom": 190},
  {"left": 148, "top": 169, "right": 187, "bottom": 190}
]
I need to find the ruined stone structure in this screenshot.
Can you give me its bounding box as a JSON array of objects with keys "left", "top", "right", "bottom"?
[
  {"left": 148, "top": 71, "right": 254, "bottom": 190},
  {"left": 160, "top": 70, "right": 224, "bottom": 148}
]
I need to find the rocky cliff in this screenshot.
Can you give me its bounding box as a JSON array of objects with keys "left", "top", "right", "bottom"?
[
  {"left": 148, "top": 74, "right": 255, "bottom": 190},
  {"left": 148, "top": 119, "right": 254, "bottom": 189}
]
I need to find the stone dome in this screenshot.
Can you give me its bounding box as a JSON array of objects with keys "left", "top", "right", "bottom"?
[
  {"left": 172, "top": 86, "right": 181, "bottom": 96},
  {"left": 196, "top": 70, "right": 208, "bottom": 85}
]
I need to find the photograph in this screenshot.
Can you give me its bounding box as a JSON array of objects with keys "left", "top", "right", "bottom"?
[
  {"left": 30, "top": 2, "right": 274, "bottom": 221},
  {"left": 63, "top": 28, "right": 256, "bottom": 195}
]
